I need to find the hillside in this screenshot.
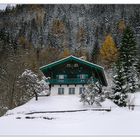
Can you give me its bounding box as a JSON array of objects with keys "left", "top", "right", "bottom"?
[
  {"left": 0, "top": 4, "right": 140, "bottom": 118},
  {"left": 1, "top": 4, "right": 140, "bottom": 50},
  {"left": 0, "top": 93, "right": 140, "bottom": 136}
]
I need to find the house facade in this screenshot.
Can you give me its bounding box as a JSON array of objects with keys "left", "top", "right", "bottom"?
[{"left": 40, "top": 55, "right": 107, "bottom": 95}]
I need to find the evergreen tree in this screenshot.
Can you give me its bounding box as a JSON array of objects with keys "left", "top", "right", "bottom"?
[
  {"left": 135, "top": 48, "right": 140, "bottom": 87},
  {"left": 112, "top": 59, "right": 128, "bottom": 107},
  {"left": 119, "top": 26, "right": 138, "bottom": 93}
]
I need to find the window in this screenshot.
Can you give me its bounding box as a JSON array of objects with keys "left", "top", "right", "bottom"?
[
  {"left": 56, "top": 75, "right": 67, "bottom": 80},
  {"left": 79, "top": 87, "right": 85, "bottom": 94},
  {"left": 69, "top": 88, "right": 75, "bottom": 94},
  {"left": 66, "top": 64, "right": 71, "bottom": 67},
  {"left": 79, "top": 74, "right": 87, "bottom": 79},
  {"left": 80, "top": 74, "right": 84, "bottom": 79},
  {"left": 58, "top": 75, "right": 64, "bottom": 79},
  {"left": 74, "top": 63, "right": 78, "bottom": 67},
  {"left": 58, "top": 88, "right": 64, "bottom": 95}
]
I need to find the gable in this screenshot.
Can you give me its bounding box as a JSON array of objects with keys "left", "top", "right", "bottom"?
[
  {"left": 40, "top": 55, "right": 108, "bottom": 86},
  {"left": 40, "top": 55, "right": 103, "bottom": 72}
]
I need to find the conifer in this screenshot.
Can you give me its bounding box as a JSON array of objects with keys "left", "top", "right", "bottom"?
[{"left": 119, "top": 26, "right": 138, "bottom": 93}]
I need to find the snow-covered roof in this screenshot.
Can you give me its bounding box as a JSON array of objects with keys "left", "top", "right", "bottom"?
[
  {"left": 40, "top": 55, "right": 104, "bottom": 70},
  {"left": 40, "top": 55, "right": 107, "bottom": 86}
]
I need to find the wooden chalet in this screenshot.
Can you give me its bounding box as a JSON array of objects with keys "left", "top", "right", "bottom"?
[{"left": 40, "top": 55, "right": 107, "bottom": 95}]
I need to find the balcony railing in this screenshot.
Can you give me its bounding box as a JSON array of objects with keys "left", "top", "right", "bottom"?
[{"left": 46, "top": 78, "right": 98, "bottom": 85}]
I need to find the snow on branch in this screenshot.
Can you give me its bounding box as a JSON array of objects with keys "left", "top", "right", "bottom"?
[
  {"left": 80, "top": 78, "right": 108, "bottom": 107},
  {"left": 18, "top": 69, "right": 50, "bottom": 101}
]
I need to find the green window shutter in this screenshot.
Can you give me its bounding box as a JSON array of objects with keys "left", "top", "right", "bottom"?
[
  {"left": 77, "top": 74, "right": 80, "bottom": 78},
  {"left": 85, "top": 74, "right": 88, "bottom": 79},
  {"left": 83, "top": 74, "right": 86, "bottom": 79}
]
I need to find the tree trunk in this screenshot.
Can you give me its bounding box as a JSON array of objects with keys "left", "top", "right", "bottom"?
[
  {"left": 34, "top": 92, "right": 38, "bottom": 101},
  {"left": 9, "top": 76, "right": 16, "bottom": 109}
]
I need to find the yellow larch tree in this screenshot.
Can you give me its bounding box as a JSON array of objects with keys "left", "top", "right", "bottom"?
[{"left": 100, "top": 34, "right": 118, "bottom": 68}]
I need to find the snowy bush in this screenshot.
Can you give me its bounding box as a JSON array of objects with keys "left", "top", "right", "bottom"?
[
  {"left": 18, "top": 69, "right": 49, "bottom": 101},
  {"left": 80, "top": 78, "right": 107, "bottom": 107}
]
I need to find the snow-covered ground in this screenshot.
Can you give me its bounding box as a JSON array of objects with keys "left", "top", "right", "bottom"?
[{"left": 1, "top": 93, "right": 140, "bottom": 136}]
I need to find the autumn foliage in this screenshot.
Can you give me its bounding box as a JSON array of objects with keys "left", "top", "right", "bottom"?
[
  {"left": 100, "top": 34, "right": 118, "bottom": 68},
  {"left": 52, "top": 20, "right": 65, "bottom": 37}
]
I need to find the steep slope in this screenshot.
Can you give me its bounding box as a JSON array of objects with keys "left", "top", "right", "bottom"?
[{"left": 0, "top": 4, "right": 140, "bottom": 51}]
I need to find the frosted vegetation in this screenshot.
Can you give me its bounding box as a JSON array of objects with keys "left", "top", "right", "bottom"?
[
  {"left": 0, "top": 4, "right": 140, "bottom": 117},
  {"left": 80, "top": 79, "right": 108, "bottom": 107}
]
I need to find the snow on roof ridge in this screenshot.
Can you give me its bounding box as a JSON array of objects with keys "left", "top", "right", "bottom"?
[
  {"left": 40, "top": 55, "right": 72, "bottom": 69},
  {"left": 72, "top": 55, "right": 104, "bottom": 69},
  {"left": 40, "top": 55, "right": 103, "bottom": 70}
]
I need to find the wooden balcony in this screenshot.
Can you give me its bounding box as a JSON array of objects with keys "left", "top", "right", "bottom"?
[{"left": 46, "top": 78, "right": 98, "bottom": 85}]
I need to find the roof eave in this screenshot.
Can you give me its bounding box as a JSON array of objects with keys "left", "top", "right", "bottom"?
[{"left": 40, "top": 55, "right": 104, "bottom": 72}]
